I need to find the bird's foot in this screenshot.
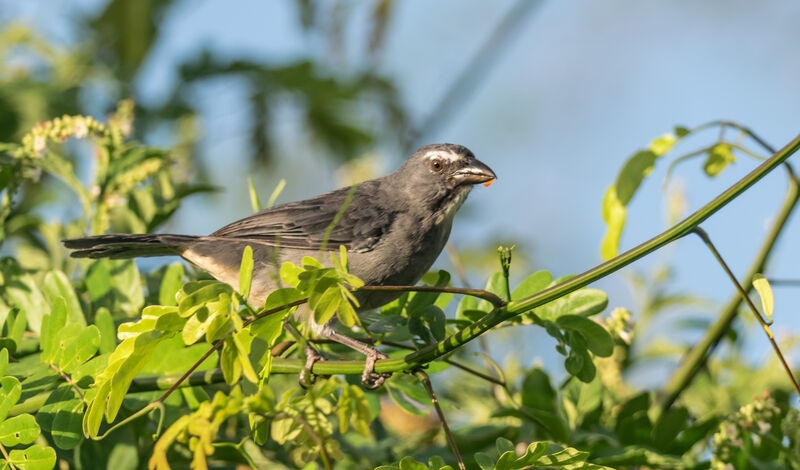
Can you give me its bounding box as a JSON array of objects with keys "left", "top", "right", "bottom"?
[
  {"left": 362, "top": 349, "right": 391, "bottom": 390},
  {"left": 299, "top": 344, "right": 327, "bottom": 389}
]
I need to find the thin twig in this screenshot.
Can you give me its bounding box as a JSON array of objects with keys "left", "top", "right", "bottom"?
[
  {"left": 415, "top": 370, "right": 465, "bottom": 470},
  {"left": 407, "top": 131, "right": 800, "bottom": 367},
  {"left": 156, "top": 338, "right": 224, "bottom": 404},
  {"left": 50, "top": 363, "right": 85, "bottom": 402},
  {"left": 659, "top": 153, "right": 800, "bottom": 415},
  {"left": 0, "top": 442, "right": 16, "bottom": 470},
  {"left": 692, "top": 227, "right": 800, "bottom": 396},
  {"left": 445, "top": 359, "right": 505, "bottom": 386}
]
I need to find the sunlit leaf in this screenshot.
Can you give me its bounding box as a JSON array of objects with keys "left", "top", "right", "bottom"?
[
  {"left": 0, "top": 414, "right": 40, "bottom": 446},
  {"left": 43, "top": 270, "right": 85, "bottom": 325},
  {"left": 239, "top": 245, "right": 254, "bottom": 301},
  {"left": 752, "top": 273, "right": 774, "bottom": 323},
  {"left": 5, "top": 444, "right": 56, "bottom": 470}
]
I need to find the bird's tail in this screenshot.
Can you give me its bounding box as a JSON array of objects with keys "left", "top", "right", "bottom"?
[{"left": 63, "top": 234, "right": 199, "bottom": 259}]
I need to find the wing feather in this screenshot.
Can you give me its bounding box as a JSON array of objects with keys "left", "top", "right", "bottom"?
[{"left": 211, "top": 182, "right": 394, "bottom": 252}]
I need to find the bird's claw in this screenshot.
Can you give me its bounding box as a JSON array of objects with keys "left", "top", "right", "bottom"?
[
  {"left": 362, "top": 350, "right": 391, "bottom": 390},
  {"left": 299, "top": 345, "right": 327, "bottom": 389}
]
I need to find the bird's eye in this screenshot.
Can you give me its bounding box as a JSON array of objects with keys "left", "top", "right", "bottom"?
[{"left": 429, "top": 159, "right": 443, "bottom": 172}]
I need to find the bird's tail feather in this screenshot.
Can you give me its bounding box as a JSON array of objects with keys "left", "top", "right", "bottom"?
[{"left": 63, "top": 234, "right": 198, "bottom": 259}]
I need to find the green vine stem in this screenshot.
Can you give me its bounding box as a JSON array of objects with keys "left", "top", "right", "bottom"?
[
  {"left": 658, "top": 140, "right": 800, "bottom": 415},
  {"left": 691, "top": 227, "right": 800, "bottom": 395},
  {"left": 8, "top": 132, "right": 800, "bottom": 422},
  {"left": 405, "top": 131, "right": 800, "bottom": 366},
  {"left": 416, "top": 370, "right": 466, "bottom": 470}
]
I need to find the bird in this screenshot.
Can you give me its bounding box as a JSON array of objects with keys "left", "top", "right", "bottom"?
[{"left": 63, "top": 143, "right": 496, "bottom": 388}]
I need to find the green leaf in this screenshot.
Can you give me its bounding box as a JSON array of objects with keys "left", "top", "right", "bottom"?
[
  {"left": 601, "top": 185, "right": 626, "bottom": 261},
  {"left": 141, "top": 336, "right": 217, "bottom": 376},
  {"left": 474, "top": 452, "right": 494, "bottom": 470},
  {"left": 7, "top": 308, "right": 26, "bottom": 348},
  {"left": 232, "top": 328, "right": 258, "bottom": 383},
  {"left": 83, "top": 330, "right": 172, "bottom": 438},
  {"left": 181, "top": 300, "right": 227, "bottom": 345},
  {"left": 2, "top": 265, "right": 48, "bottom": 334},
  {"left": 535, "top": 447, "right": 589, "bottom": 466},
  {"left": 478, "top": 272, "right": 506, "bottom": 311},
  {"left": 247, "top": 176, "right": 262, "bottom": 212},
  {"left": 86, "top": 259, "right": 144, "bottom": 316},
  {"left": 0, "top": 414, "right": 40, "bottom": 446},
  {"left": 652, "top": 406, "right": 689, "bottom": 452},
  {"left": 239, "top": 245, "right": 254, "bottom": 300},
  {"left": 279, "top": 262, "right": 303, "bottom": 287},
  {"left": 703, "top": 143, "right": 736, "bottom": 177},
  {"left": 0, "top": 349, "right": 7, "bottom": 377},
  {"left": 407, "top": 270, "right": 450, "bottom": 312},
  {"left": 385, "top": 382, "right": 427, "bottom": 417},
  {"left": 752, "top": 273, "right": 774, "bottom": 323},
  {"left": 56, "top": 325, "right": 101, "bottom": 373},
  {"left": 0, "top": 376, "right": 21, "bottom": 422},
  {"left": 95, "top": 308, "right": 117, "bottom": 354},
  {"left": 5, "top": 444, "right": 57, "bottom": 470},
  {"left": 556, "top": 315, "right": 614, "bottom": 357},
  {"left": 514, "top": 441, "right": 548, "bottom": 466},
  {"left": 534, "top": 288, "right": 608, "bottom": 321},
  {"left": 43, "top": 270, "right": 85, "bottom": 326},
  {"left": 221, "top": 337, "right": 241, "bottom": 385},
  {"left": 398, "top": 456, "right": 428, "bottom": 470},
  {"left": 178, "top": 283, "right": 233, "bottom": 318},
  {"left": 511, "top": 271, "right": 552, "bottom": 301},
  {"left": 158, "top": 263, "right": 184, "bottom": 306},
  {"left": 600, "top": 130, "right": 685, "bottom": 260},
  {"left": 496, "top": 437, "right": 515, "bottom": 454},
  {"left": 40, "top": 299, "right": 67, "bottom": 363}
]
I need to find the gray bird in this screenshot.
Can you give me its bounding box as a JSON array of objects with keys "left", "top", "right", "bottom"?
[{"left": 63, "top": 143, "right": 495, "bottom": 387}]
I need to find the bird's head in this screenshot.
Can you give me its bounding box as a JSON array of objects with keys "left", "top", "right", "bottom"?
[{"left": 394, "top": 143, "right": 496, "bottom": 222}]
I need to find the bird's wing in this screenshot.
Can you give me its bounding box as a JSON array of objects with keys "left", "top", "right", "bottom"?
[{"left": 211, "top": 183, "right": 395, "bottom": 252}]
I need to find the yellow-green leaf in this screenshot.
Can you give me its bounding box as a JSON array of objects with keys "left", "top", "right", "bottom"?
[
  {"left": 0, "top": 414, "right": 40, "bottom": 446},
  {"left": 601, "top": 186, "right": 626, "bottom": 260},
  {"left": 703, "top": 143, "right": 735, "bottom": 177},
  {"left": 239, "top": 245, "right": 254, "bottom": 301},
  {"left": 752, "top": 273, "right": 774, "bottom": 323}
]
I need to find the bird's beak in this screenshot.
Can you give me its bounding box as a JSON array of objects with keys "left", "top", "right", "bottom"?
[{"left": 452, "top": 160, "right": 496, "bottom": 186}]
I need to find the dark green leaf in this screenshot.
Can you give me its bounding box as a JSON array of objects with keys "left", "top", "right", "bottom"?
[
  {"left": 556, "top": 315, "right": 614, "bottom": 357},
  {"left": 0, "top": 376, "right": 21, "bottom": 422}
]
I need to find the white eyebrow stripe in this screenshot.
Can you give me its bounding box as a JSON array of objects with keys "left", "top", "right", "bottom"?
[{"left": 427, "top": 151, "right": 460, "bottom": 162}]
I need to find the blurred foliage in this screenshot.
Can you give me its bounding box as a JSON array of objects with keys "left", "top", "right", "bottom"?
[{"left": 1, "top": 1, "right": 799, "bottom": 469}]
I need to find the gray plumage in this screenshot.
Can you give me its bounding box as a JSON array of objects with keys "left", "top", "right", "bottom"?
[{"left": 63, "top": 143, "right": 495, "bottom": 386}]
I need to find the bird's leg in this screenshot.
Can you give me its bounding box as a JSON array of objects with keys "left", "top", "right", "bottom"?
[
  {"left": 285, "top": 320, "right": 328, "bottom": 388},
  {"left": 325, "top": 331, "right": 390, "bottom": 389},
  {"left": 300, "top": 344, "right": 326, "bottom": 388}
]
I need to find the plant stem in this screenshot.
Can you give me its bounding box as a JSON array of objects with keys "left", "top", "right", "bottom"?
[
  {"left": 691, "top": 228, "right": 800, "bottom": 396},
  {"left": 416, "top": 370, "right": 465, "bottom": 470},
  {"left": 355, "top": 285, "right": 506, "bottom": 308},
  {"left": 658, "top": 173, "right": 800, "bottom": 413},
  {"left": 406, "top": 132, "right": 800, "bottom": 365}
]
